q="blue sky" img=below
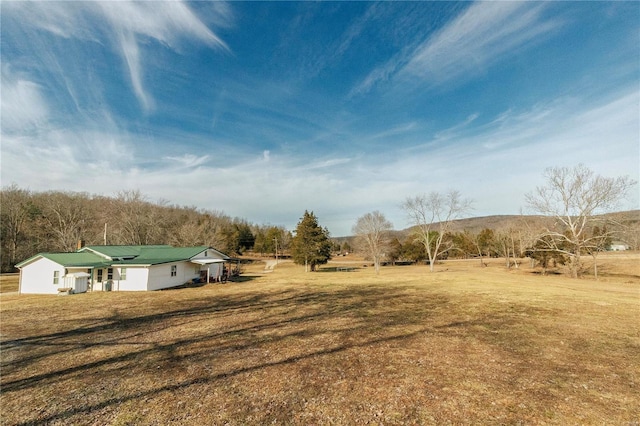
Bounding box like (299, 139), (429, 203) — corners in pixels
(1, 1), (638, 236)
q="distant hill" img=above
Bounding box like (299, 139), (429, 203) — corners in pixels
(334, 210), (639, 243)
(430, 215), (548, 234)
(403, 210), (639, 234)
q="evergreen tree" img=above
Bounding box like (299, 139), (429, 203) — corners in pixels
(264, 226), (282, 256)
(253, 229), (266, 255)
(236, 222), (255, 252)
(387, 237), (403, 265)
(291, 211), (332, 272)
(342, 242), (352, 254)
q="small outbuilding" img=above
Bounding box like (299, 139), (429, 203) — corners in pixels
(609, 243), (629, 251)
(16, 245), (231, 294)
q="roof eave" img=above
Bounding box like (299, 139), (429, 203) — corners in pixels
(15, 254), (45, 269)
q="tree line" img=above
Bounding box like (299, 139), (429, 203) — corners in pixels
(2, 165), (638, 278)
(0, 186), (291, 272)
(275, 164), (637, 278)
(349, 164), (637, 278)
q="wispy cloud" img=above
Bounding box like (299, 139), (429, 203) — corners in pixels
(401, 2), (558, 82)
(117, 28), (153, 110)
(307, 158), (352, 170)
(333, 3), (384, 60)
(1, 2), (635, 236)
(387, 86), (639, 212)
(433, 113), (479, 141)
(368, 122), (418, 141)
(163, 154), (211, 169)
(99, 1), (229, 111)
(354, 2), (560, 94)
(5, 1), (230, 112)
(1, 129), (133, 188)
(2, 86), (636, 235)
(0, 67), (49, 133)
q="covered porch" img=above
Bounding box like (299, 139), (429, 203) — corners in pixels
(191, 258), (226, 283)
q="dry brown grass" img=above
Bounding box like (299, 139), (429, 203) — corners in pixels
(1, 254), (639, 425)
(0, 274), (19, 293)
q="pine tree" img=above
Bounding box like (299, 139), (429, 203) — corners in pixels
(291, 211), (332, 272)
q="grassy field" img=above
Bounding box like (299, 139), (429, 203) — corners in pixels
(0, 274), (19, 293)
(1, 254), (639, 425)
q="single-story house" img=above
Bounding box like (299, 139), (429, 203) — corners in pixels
(609, 242), (629, 251)
(16, 245), (231, 294)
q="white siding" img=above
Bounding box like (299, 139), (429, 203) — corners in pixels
(206, 263), (223, 281)
(147, 262), (199, 291)
(191, 249), (227, 262)
(610, 244), (628, 251)
(114, 267), (148, 291)
(191, 249), (227, 282)
(64, 268), (90, 293)
(75, 277), (88, 293)
(19, 251), (221, 293)
(19, 258), (65, 294)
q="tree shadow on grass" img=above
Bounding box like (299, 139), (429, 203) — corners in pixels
(10, 328), (428, 426)
(1, 281), (590, 425)
(227, 274), (260, 283)
(1, 284), (450, 425)
(316, 266), (362, 273)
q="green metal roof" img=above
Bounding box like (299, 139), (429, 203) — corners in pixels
(16, 252), (111, 268)
(115, 246), (210, 265)
(81, 245), (173, 259)
(17, 245), (227, 268)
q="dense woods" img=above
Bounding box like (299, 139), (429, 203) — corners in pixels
(0, 185), (291, 273)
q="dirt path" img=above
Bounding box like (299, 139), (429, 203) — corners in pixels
(263, 259), (291, 270)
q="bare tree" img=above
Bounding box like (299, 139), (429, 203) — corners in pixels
(525, 164), (636, 278)
(402, 190), (473, 272)
(111, 190), (167, 245)
(623, 221), (640, 251)
(40, 191), (93, 252)
(494, 228), (523, 269)
(353, 211), (393, 274)
(1, 185), (37, 271)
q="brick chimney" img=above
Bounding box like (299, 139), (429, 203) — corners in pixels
(77, 240), (85, 250)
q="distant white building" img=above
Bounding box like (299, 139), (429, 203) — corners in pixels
(16, 245), (230, 294)
(609, 243), (629, 251)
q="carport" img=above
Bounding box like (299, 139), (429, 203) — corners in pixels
(191, 258), (226, 282)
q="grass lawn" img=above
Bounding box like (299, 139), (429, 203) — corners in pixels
(1, 255), (639, 425)
(0, 274), (19, 293)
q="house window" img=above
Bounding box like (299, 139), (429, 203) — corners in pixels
(120, 268), (127, 280)
(204, 251), (208, 257)
(107, 268), (113, 280)
(53, 271), (59, 285)
(171, 265), (177, 277)
(97, 269), (103, 282)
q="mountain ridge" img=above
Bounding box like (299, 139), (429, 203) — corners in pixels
(335, 210), (639, 241)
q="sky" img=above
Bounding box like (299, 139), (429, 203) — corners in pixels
(1, 1), (638, 236)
